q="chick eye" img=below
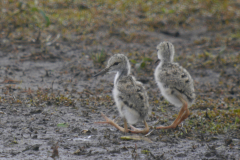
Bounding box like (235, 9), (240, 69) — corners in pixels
(113, 62), (120, 66)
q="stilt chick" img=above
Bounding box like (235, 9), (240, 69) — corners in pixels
(94, 54), (150, 134)
(154, 42), (195, 129)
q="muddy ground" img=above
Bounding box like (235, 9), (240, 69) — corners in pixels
(0, 1), (240, 160)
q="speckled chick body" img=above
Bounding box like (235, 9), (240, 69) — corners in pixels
(154, 42), (196, 108)
(113, 75), (150, 124)
(96, 54), (150, 125)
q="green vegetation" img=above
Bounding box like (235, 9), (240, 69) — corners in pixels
(131, 57), (153, 70)
(1, 0), (240, 44)
(57, 123), (69, 127)
(91, 49), (107, 65)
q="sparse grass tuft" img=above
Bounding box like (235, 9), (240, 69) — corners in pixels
(91, 49), (108, 65)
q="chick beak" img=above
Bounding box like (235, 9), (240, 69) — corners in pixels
(154, 59), (160, 65)
(93, 67), (109, 77)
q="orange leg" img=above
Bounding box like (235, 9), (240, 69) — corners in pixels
(156, 95), (188, 129)
(176, 108), (190, 126)
(95, 112), (129, 133)
(129, 120), (149, 134)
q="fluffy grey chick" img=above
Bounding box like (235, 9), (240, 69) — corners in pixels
(94, 54), (150, 134)
(154, 41), (196, 129)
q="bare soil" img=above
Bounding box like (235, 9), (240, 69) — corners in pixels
(0, 7), (240, 160)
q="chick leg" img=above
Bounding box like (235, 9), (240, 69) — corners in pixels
(156, 95), (188, 129)
(95, 112), (129, 133)
(176, 108), (190, 126)
(130, 120), (149, 134)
